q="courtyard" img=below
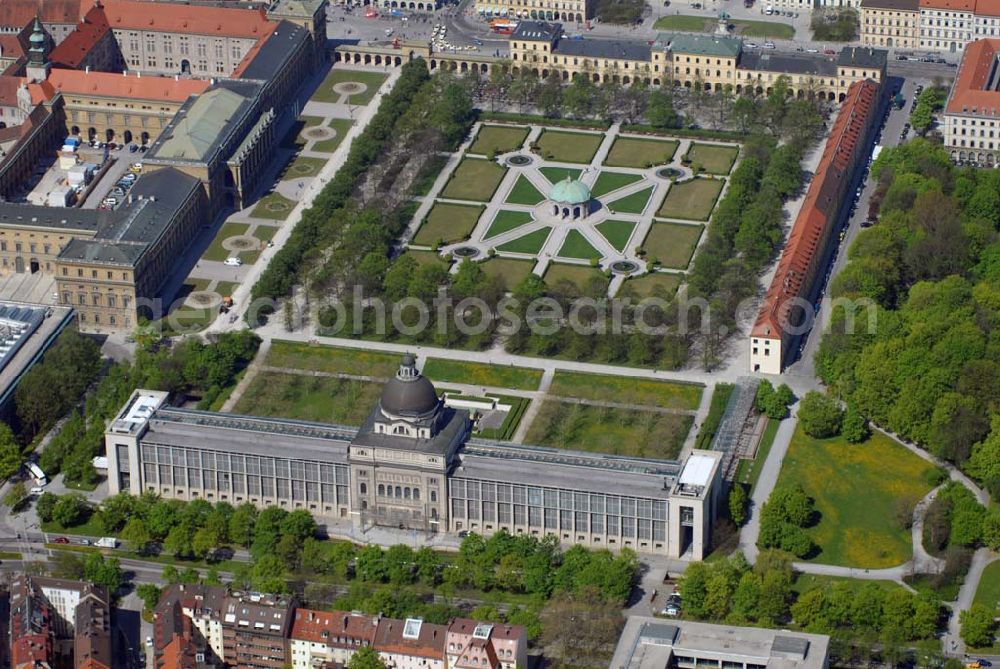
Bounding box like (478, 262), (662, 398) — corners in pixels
(228, 339), (703, 456)
(405, 121), (740, 297)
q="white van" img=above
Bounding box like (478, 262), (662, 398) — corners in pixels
(224, 257), (242, 267)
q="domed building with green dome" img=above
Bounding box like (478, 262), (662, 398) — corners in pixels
(548, 175), (592, 220)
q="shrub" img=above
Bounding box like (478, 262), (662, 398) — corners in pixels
(798, 391), (844, 438)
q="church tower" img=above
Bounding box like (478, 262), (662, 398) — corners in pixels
(25, 18), (51, 83)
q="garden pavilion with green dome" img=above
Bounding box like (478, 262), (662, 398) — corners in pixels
(549, 176), (592, 220)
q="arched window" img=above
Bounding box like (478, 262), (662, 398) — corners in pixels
(404, 488), (411, 500)
(360, 483), (367, 494)
(430, 491), (437, 502)
(395, 486), (402, 498)
(414, 489), (421, 501)
(378, 484), (385, 496)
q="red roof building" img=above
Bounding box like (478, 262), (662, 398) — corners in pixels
(289, 609), (378, 668)
(445, 619), (527, 669)
(749, 78), (880, 374)
(943, 39), (1000, 164)
(100, 0), (272, 38)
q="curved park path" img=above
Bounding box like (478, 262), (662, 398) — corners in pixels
(740, 406), (994, 656)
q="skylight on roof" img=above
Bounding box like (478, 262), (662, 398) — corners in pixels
(402, 618), (423, 640)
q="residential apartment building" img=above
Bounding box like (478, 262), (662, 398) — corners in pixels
(107, 356), (724, 560)
(8, 576), (111, 669)
(289, 609), (379, 669)
(860, 0), (920, 47)
(750, 78), (881, 374)
(159, 589), (527, 669)
(860, 0), (1000, 51)
(942, 38), (1000, 163)
(611, 619), (830, 669)
(156, 585), (295, 669)
(444, 619), (527, 669)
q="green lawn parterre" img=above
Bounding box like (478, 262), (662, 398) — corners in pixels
(641, 222), (704, 269)
(607, 186), (654, 215)
(548, 371), (702, 410)
(251, 192), (296, 221)
(525, 400), (693, 460)
(686, 143), (739, 175)
(543, 263), (609, 293)
(536, 130), (604, 164)
(496, 227), (551, 254)
(590, 171), (644, 197)
(477, 258), (537, 289)
(421, 358), (543, 390)
(558, 230), (602, 260)
(400, 250), (450, 267)
(469, 125), (529, 156)
(622, 272), (682, 300)
(234, 371), (383, 425)
(595, 219), (637, 252)
(412, 202), (484, 246)
(774, 425), (935, 569)
(657, 178), (724, 221)
(604, 136), (679, 168)
(265, 340), (402, 378)
(311, 68), (389, 105)
(539, 166), (583, 184)
(202, 222), (250, 261)
(311, 118), (355, 154)
(505, 175), (546, 205)
(484, 210), (535, 239)
(441, 158), (507, 201)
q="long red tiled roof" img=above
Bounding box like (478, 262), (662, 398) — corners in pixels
(291, 609), (378, 647)
(27, 69), (209, 103)
(101, 0), (273, 38)
(0, 34), (27, 62)
(373, 619), (447, 660)
(919, 0), (976, 11)
(0, 74), (22, 106)
(0, 0), (88, 27)
(945, 39), (1000, 116)
(50, 4), (110, 68)
(752, 78), (879, 341)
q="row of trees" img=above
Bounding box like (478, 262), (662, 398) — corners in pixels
(38, 331), (259, 486)
(815, 138), (1000, 483)
(681, 551), (941, 641)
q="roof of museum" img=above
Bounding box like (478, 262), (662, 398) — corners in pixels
(49, 5), (111, 69)
(511, 20), (561, 41)
(739, 51), (839, 76)
(0, 0), (87, 27)
(28, 69), (210, 103)
(945, 38), (1000, 116)
(553, 37), (651, 62)
(233, 19), (309, 80)
(654, 32), (742, 58)
(100, 0), (274, 38)
(146, 80), (262, 165)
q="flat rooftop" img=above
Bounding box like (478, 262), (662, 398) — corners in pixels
(0, 302), (74, 410)
(610, 618), (830, 669)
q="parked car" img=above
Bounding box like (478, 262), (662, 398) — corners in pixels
(53, 537), (70, 544)
(223, 256), (242, 267)
(79, 539), (91, 546)
(763, 41), (775, 49)
(29, 486), (44, 495)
